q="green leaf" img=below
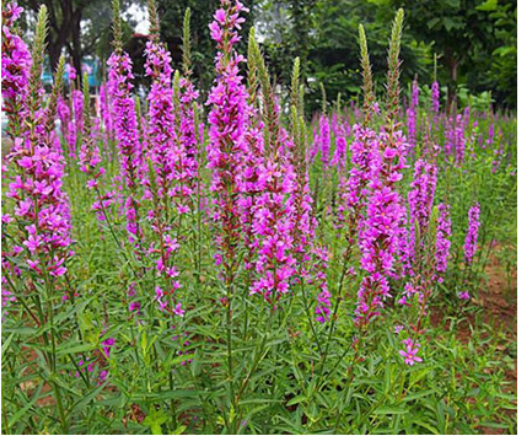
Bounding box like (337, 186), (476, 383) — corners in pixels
(427, 17), (441, 29)
(413, 420), (440, 434)
(173, 425), (187, 434)
(373, 406), (409, 415)
(142, 408), (168, 435)
(56, 342), (96, 356)
(71, 383), (107, 413)
(286, 395), (306, 406)
(476, 0), (498, 11)
(9, 384), (43, 426)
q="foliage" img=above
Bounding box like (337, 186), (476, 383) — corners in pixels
(1, 1), (517, 435)
(389, 0), (517, 108)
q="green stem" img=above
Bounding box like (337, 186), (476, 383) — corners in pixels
(300, 275), (323, 355)
(225, 270), (235, 433)
(53, 380), (69, 434)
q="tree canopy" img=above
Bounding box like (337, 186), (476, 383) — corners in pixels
(18, 0), (517, 109)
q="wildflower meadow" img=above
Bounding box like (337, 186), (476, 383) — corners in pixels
(1, 0), (517, 434)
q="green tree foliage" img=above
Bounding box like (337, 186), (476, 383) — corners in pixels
(484, 0), (517, 107)
(390, 0), (517, 108)
(258, 0), (431, 113)
(20, 0), (515, 109)
(19, 0), (105, 74)
(19, 0), (138, 84)
(154, 0), (256, 94)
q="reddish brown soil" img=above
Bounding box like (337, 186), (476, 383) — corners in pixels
(432, 244), (516, 342)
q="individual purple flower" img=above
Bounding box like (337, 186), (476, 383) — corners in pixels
(101, 336), (116, 358)
(69, 89), (84, 158)
(238, 94), (265, 274)
(249, 141), (298, 301)
(458, 291), (470, 301)
(399, 338), (422, 365)
(67, 64), (76, 82)
(486, 122), (494, 149)
(170, 75), (201, 213)
(129, 301), (141, 314)
(78, 93), (104, 190)
(99, 84), (115, 147)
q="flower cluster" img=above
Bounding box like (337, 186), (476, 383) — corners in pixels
(435, 203), (452, 281)
(431, 81), (440, 114)
(107, 50), (143, 242)
(239, 101), (266, 272)
(333, 126), (348, 172)
(1, 1), (32, 132)
(249, 128), (297, 301)
(171, 77), (200, 213)
(356, 129), (408, 325)
(406, 80), (419, 148)
(78, 92), (104, 191)
(317, 113), (331, 169)
(408, 159), (437, 234)
(464, 203), (481, 266)
(206, 0), (250, 279)
(4, 130), (73, 305)
(313, 246), (331, 323)
(337, 124), (376, 233)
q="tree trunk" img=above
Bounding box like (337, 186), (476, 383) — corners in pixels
(47, 42), (63, 73)
(445, 48), (459, 114)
